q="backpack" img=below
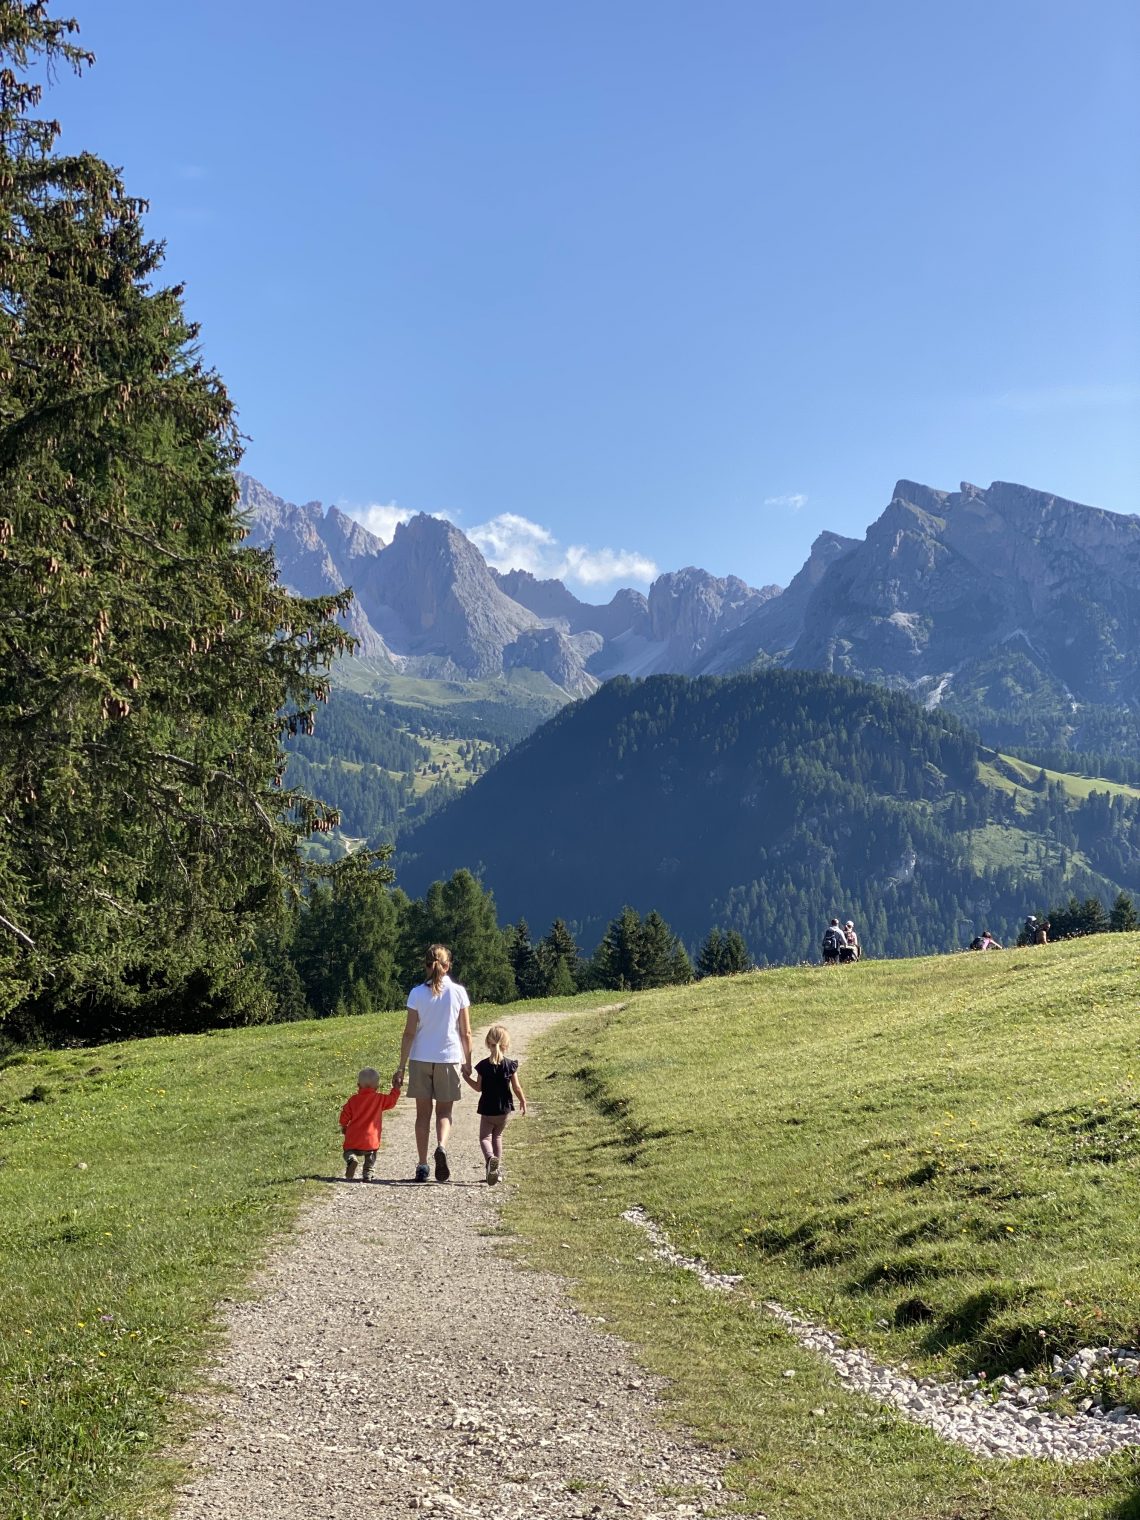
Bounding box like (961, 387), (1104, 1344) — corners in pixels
(969, 936), (984, 951)
(822, 926), (845, 954)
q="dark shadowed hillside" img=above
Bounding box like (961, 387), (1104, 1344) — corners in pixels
(395, 671), (1140, 961)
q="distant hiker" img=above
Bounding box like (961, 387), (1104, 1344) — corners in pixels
(394, 944), (473, 1183)
(1036, 919), (1050, 945)
(461, 1022), (527, 1185)
(968, 935), (985, 951)
(979, 930), (1002, 951)
(821, 918), (846, 964)
(840, 919), (860, 962)
(339, 1067), (400, 1182)
(1025, 915), (1049, 946)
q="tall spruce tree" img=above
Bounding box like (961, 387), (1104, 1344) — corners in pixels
(537, 918), (580, 997)
(504, 918), (545, 1000)
(591, 906), (644, 990)
(290, 851), (400, 1018)
(0, 3), (352, 1037)
(404, 870), (516, 1004)
(639, 909), (682, 989)
(696, 927), (725, 978)
(1109, 891), (1138, 933)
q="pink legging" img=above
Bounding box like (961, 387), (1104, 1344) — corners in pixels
(479, 1115), (509, 1160)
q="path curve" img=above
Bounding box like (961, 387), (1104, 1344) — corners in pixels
(173, 1009), (730, 1520)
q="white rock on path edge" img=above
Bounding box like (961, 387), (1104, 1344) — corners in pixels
(621, 1206), (1140, 1464)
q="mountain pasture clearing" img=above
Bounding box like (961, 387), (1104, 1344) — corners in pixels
(508, 935), (1140, 1517)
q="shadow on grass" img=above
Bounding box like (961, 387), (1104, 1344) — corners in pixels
(1108, 1485), (1140, 1520)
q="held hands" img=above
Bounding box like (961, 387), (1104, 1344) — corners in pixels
(391, 1067), (404, 1090)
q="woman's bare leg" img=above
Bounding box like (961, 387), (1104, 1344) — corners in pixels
(414, 1098), (433, 1164)
(435, 1100), (454, 1151)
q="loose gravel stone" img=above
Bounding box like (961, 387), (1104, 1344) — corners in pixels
(174, 1011), (731, 1519)
(622, 1206), (1140, 1463)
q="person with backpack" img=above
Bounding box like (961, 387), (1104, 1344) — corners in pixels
(840, 919), (860, 962)
(821, 918), (846, 964)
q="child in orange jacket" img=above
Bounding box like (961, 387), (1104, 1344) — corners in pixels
(339, 1067), (400, 1181)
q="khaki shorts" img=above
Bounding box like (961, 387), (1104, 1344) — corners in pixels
(406, 1060), (462, 1103)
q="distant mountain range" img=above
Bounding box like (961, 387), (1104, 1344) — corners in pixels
(241, 473), (1140, 758)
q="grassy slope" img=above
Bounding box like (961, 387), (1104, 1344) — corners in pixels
(507, 936), (1140, 1518)
(9, 943), (1140, 1518)
(329, 659), (568, 713)
(0, 993), (606, 1519)
(994, 754), (1140, 804)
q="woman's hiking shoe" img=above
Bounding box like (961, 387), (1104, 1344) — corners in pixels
(414, 1162), (430, 1183)
(434, 1145), (451, 1183)
(486, 1156), (501, 1186)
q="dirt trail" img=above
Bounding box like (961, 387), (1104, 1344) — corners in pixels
(173, 1008), (731, 1520)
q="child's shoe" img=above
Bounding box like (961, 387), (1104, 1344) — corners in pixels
(344, 1156), (358, 1181)
(362, 1161), (375, 1182)
(486, 1156), (500, 1186)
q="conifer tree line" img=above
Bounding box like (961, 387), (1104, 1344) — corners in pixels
(0, 4), (354, 1041)
(257, 861), (748, 1025)
(1015, 891), (1139, 946)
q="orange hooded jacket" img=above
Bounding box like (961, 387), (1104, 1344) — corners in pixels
(339, 1085), (400, 1151)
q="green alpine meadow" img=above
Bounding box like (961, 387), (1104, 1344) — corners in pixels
(4, 944), (1140, 1516)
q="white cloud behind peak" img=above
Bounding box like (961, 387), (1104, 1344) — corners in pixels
(469, 512), (656, 589)
(765, 492), (808, 511)
(349, 500), (418, 543)
(340, 499), (657, 590)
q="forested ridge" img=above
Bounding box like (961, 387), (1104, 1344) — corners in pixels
(397, 670), (1140, 962)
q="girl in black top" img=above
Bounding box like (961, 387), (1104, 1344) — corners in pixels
(462, 1023), (527, 1186)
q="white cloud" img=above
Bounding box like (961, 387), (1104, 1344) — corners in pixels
(340, 499), (657, 589)
(561, 543), (658, 586)
(468, 513), (557, 576)
(470, 511), (657, 588)
(764, 492), (808, 511)
(349, 500), (418, 543)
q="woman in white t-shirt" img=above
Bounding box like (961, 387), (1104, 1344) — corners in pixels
(394, 944), (473, 1183)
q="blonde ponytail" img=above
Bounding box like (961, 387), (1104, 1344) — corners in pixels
(485, 1023), (511, 1065)
(424, 943), (451, 995)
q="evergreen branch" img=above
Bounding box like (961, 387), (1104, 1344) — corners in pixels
(0, 909), (34, 949)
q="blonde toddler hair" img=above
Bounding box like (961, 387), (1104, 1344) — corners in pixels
(424, 944), (451, 994)
(357, 1067), (380, 1089)
(485, 1023), (511, 1064)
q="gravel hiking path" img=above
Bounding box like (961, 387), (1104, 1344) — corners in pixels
(173, 1009), (732, 1520)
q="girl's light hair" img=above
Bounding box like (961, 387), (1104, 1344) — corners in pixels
(485, 1023), (511, 1064)
(425, 943), (451, 995)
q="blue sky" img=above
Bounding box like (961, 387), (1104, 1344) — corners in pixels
(49, 1), (1140, 592)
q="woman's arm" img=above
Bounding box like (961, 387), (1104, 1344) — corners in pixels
(394, 1007), (419, 1087)
(510, 1071), (527, 1116)
(458, 1003), (474, 1073)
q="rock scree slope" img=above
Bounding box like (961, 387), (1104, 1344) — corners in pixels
(172, 1008), (732, 1520)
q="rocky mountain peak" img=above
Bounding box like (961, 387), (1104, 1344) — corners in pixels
(358, 513), (538, 678)
(648, 567), (777, 648)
